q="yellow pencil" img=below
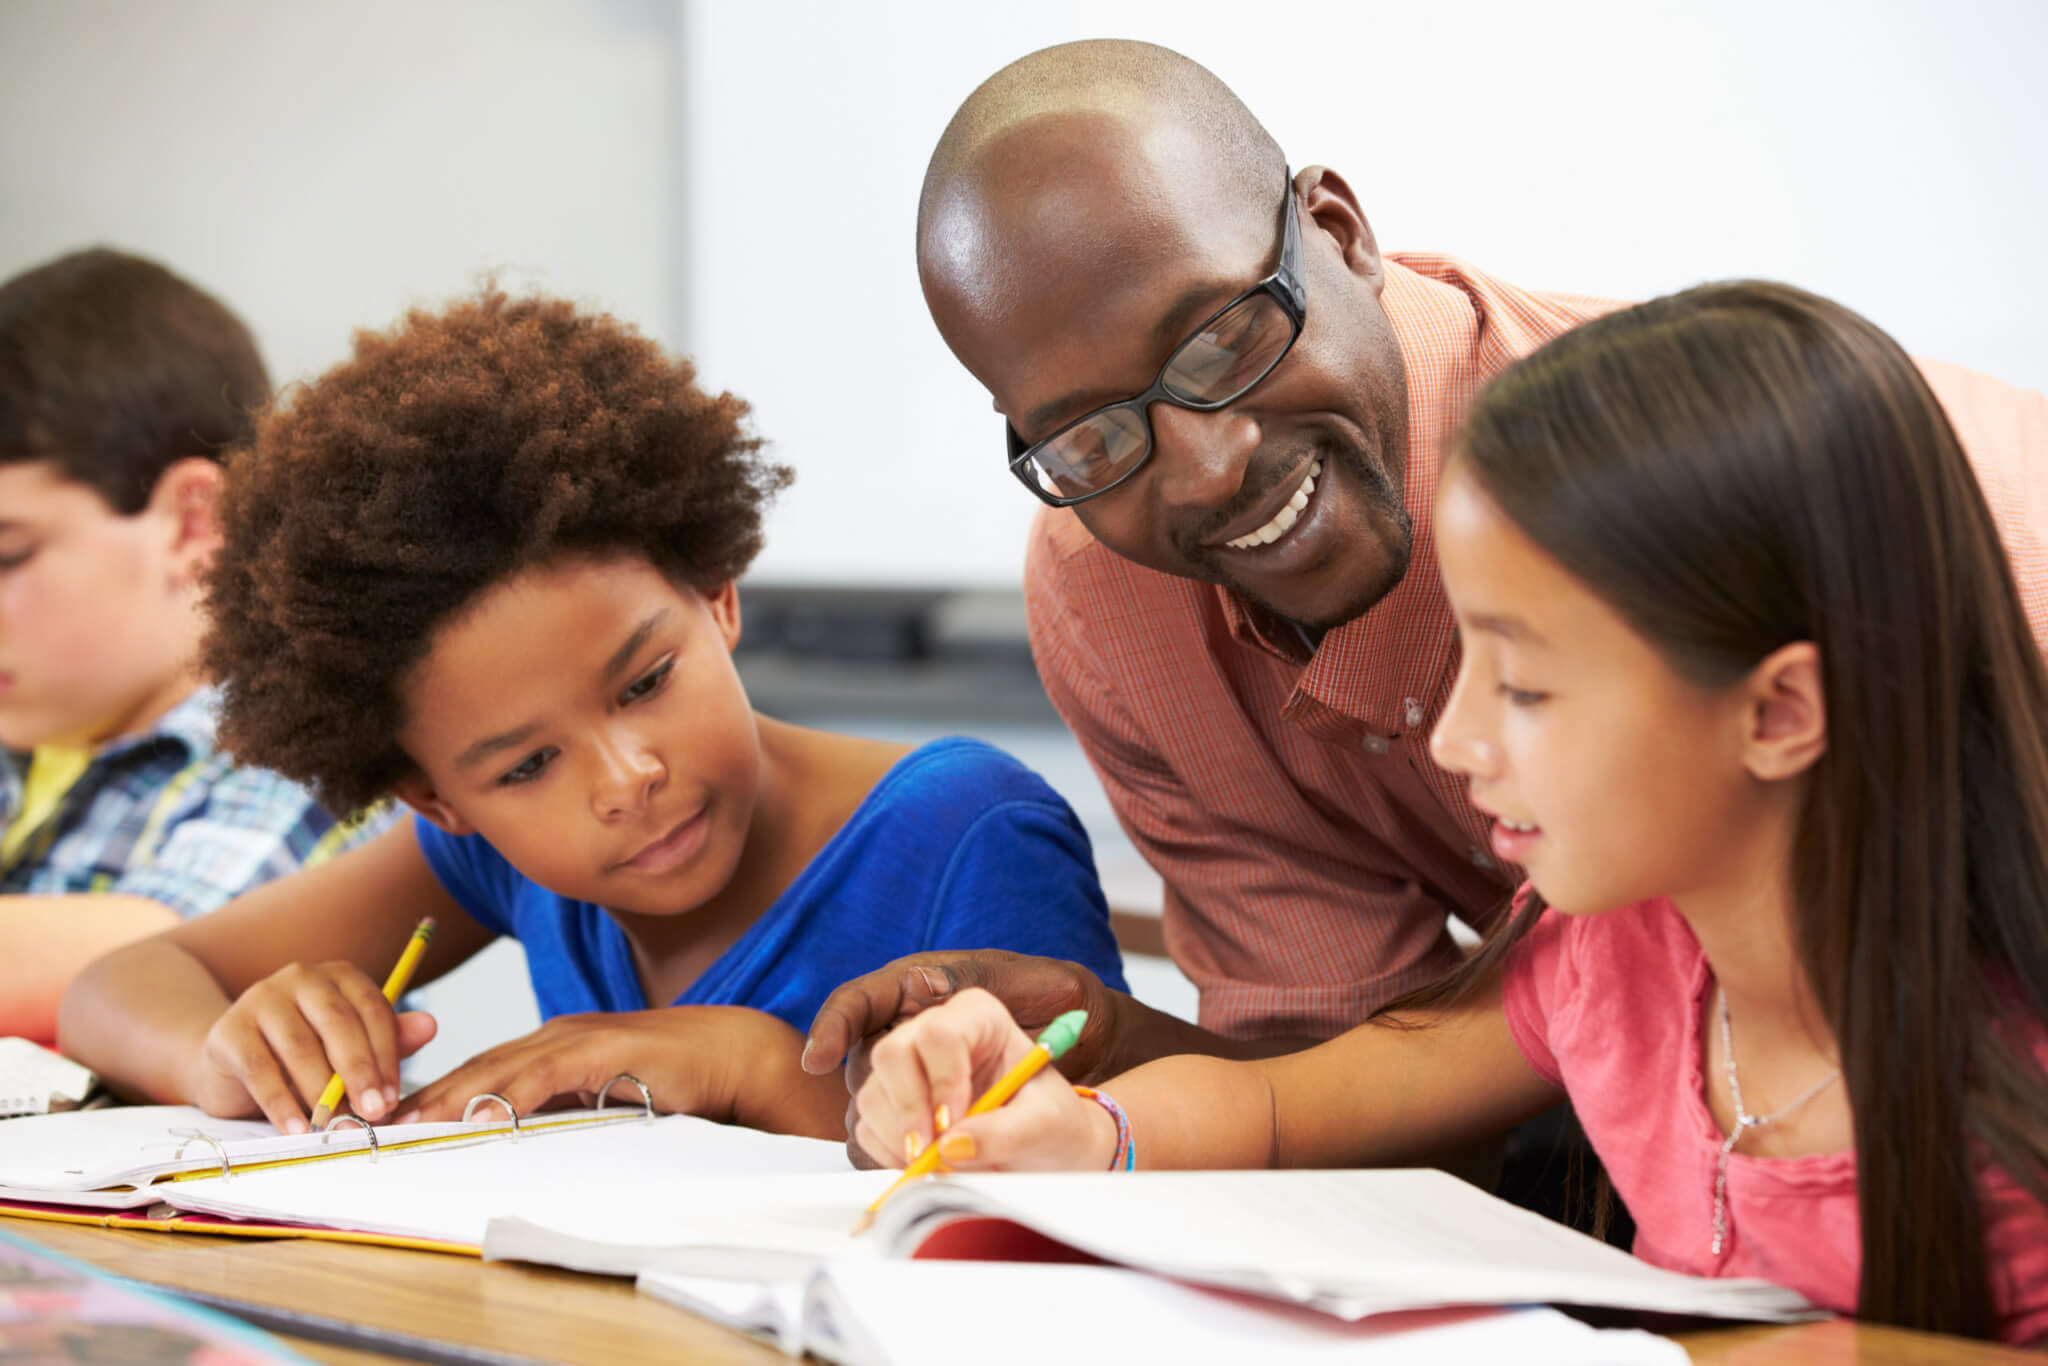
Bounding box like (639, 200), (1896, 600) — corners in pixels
(307, 917), (436, 1130)
(853, 1008), (1088, 1234)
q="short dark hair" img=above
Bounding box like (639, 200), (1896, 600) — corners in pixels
(0, 248), (270, 512)
(203, 287), (792, 815)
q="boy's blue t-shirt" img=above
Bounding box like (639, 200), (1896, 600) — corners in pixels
(413, 737), (1128, 1031)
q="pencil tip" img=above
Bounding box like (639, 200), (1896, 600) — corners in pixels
(307, 1105), (332, 1131)
(850, 1209), (876, 1237)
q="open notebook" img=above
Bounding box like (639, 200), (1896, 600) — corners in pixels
(0, 1102), (850, 1251)
(640, 1261), (1695, 1366)
(0, 1109), (1814, 1330)
(478, 1167), (1816, 1329)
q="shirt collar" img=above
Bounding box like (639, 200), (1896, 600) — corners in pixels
(0, 685), (221, 821)
(91, 684), (223, 767)
(1215, 258), (1480, 735)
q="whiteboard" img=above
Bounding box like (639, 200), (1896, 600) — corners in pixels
(4, 1), (2041, 587)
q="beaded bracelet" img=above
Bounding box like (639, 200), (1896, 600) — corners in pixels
(1073, 1086), (1135, 1171)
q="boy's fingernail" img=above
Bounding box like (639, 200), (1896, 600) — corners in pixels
(361, 1088), (386, 1117)
(284, 1117), (307, 1136)
(937, 1132), (977, 1163)
(392, 1109), (416, 1125)
(933, 1105), (951, 1134)
(904, 1131), (925, 1162)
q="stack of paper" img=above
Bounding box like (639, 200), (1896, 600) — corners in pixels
(0, 1038), (98, 1118)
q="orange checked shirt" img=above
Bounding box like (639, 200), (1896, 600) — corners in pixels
(1025, 253), (2048, 1042)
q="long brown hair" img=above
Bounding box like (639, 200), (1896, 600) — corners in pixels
(1399, 280), (2048, 1337)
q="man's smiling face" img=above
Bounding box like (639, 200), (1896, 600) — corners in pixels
(922, 114), (1414, 631)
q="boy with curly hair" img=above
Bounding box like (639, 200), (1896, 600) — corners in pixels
(62, 289), (1125, 1139)
(1, 249), (386, 1046)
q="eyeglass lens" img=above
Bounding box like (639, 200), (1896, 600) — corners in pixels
(1027, 291), (1295, 501)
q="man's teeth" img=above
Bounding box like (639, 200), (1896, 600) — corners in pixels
(1500, 819), (1538, 833)
(1226, 459), (1322, 550)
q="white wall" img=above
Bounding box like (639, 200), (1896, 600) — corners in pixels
(3, 2), (2041, 587)
(682, 0), (2048, 585)
(0, 0), (682, 388)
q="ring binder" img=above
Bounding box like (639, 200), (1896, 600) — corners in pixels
(322, 1114), (380, 1162)
(169, 1129), (232, 1181)
(595, 1073), (655, 1123)
(462, 1093), (521, 1141)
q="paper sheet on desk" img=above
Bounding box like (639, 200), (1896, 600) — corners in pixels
(638, 1261), (1694, 1366)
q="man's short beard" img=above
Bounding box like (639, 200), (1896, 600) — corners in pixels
(1230, 434), (1413, 634)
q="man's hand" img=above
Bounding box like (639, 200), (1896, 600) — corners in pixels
(804, 950), (1322, 1168)
(801, 951), (1134, 1166)
(393, 1005), (847, 1140)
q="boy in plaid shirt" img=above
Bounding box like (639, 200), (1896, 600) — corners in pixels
(0, 249), (388, 1044)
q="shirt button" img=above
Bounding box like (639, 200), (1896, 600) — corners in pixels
(1360, 733), (1391, 755)
(1470, 847), (1494, 869)
(1404, 697), (1425, 729)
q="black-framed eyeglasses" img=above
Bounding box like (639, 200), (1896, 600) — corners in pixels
(1005, 175), (1307, 508)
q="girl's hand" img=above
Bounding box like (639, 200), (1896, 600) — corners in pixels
(187, 960), (437, 1133)
(853, 988), (1116, 1172)
(392, 1006), (847, 1140)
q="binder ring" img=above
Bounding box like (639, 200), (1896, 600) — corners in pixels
(463, 1092), (522, 1141)
(170, 1128), (232, 1181)
(596, 1073), (655, 1123)
(322, 1113), (380, 1162)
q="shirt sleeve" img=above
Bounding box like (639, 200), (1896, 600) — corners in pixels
(1498, 895), (1569, 1087)
(410, 815), (518, 937)
(1024, 514), (1465, 1040)
(109, 766), (392, 920)
(921, 793), (1129, 996)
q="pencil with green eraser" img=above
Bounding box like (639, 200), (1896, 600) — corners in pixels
(306, 917), (436, 1130)
(853, 1008), (1088, 1233)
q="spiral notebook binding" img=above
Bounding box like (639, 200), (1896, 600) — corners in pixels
(151, 1082), (655, 1186)
(322, 1113), (380, 1162)
(461, 1092), (522, 1140)
(169, 1128), (232, 1181)
(595, 1073), (655, 1123)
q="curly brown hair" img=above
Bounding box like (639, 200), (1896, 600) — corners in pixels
(203, 288), (791, 815)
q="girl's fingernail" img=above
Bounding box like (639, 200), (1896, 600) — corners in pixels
(938, 1132), (977, 1163)
(904, 1131), (925, 1162)
(933, 1104), (951, 1134)
(285, 1117), (307, 1136)
(361, 1088), (386, 1117)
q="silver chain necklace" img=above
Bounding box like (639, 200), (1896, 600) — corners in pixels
(1710, 984), (1843, 1256)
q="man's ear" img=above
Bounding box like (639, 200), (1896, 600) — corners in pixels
(392, 775), (476, 836)
(147, 458), (224, 588)
(1296, 166), (1383, 292)
(702, 579), (742, 652)
(1741, 641), (1827, 782)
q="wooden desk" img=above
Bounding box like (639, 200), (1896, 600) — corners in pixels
(14, 1221), (2033, 1365)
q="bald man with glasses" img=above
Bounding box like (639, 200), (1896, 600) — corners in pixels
(803, 39), (2048, 1150)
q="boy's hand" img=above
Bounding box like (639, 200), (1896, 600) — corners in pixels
(187, 960), (437, 1134)
(852, 988), (1115, 1172)
(391, 1006), (846, 1140)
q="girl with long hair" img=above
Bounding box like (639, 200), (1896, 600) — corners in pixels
(847, 280), (2048, 1342)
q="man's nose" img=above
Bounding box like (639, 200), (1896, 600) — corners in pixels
(1146, 402), (1262, 510)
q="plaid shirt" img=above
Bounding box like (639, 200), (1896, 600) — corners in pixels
(0, 686), (390, 918)
(1028, 253), (2048, 1041)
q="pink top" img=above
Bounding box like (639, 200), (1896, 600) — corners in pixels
(1501, 897), (2048, 1344)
